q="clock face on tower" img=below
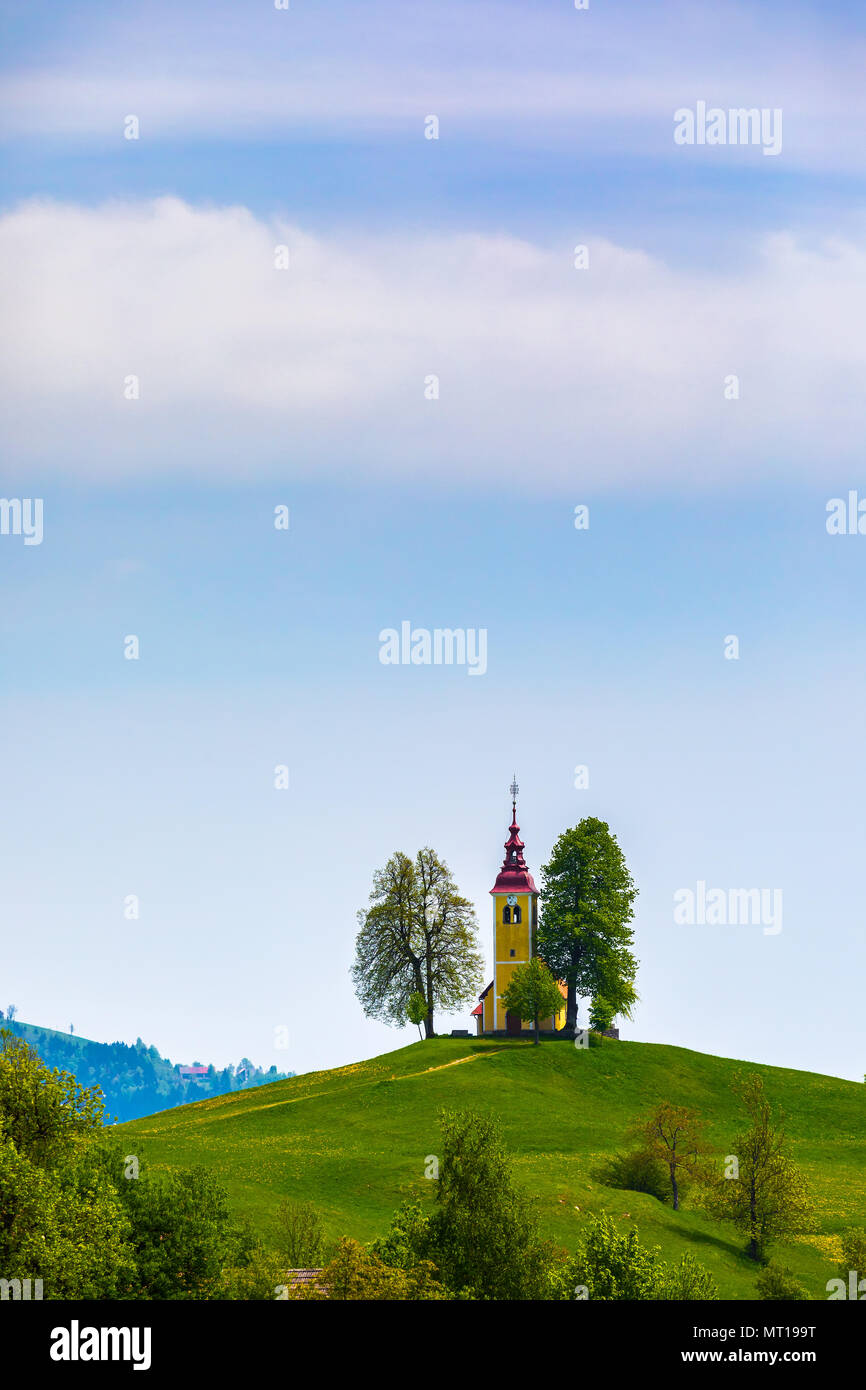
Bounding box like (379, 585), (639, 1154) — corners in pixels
(506, 895), (518, 907)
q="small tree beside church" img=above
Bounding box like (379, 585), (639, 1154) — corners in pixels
(500, 959), (564, 1045)
(588, 996), (616, 1035)
(406, 992), (427, 1041)
(352, 848), (484, 1037)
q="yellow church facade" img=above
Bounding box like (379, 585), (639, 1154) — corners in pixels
(473, 783), (566, 1036)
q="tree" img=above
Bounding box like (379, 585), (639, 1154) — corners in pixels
(425, 1109), (557, 1299)
(0, 1029), (279, 1301)
(628, 1101), (710, 1211)
(500, 958), (564, 1045)
(563, 1213), (717, 1301)
(0, 1134), (136, 1298)
(0, 1028), (107, 1168)
(589, 996), (616, 1034)
(406, 991), (427, 1041)
(369, 1199), (433, 1271)
(271, 1199), (325, 1269)
(537, 819), (638, 1034)
(351, 848), (484, 1037)
(0, 1030), (135, 1297)
(707, 1072), (813, 1260)
(293, 1237), (447, 1301)
(119, 1166), (235, 1300)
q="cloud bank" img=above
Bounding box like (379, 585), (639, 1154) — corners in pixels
(1, 197), (863, 490)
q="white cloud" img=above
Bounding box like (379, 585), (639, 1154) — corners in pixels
(1, 196), (864, 489)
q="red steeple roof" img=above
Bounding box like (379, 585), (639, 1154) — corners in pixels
(490, 778), (538, 895)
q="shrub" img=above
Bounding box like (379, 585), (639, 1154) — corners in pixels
(602, 1149), (671, 1204)
(755, 1264), (810, 1300)
(563, 1214), (718, 1301)
(839, 1228), (866, 1279)
(369, 1199), (432, 1270)
(292, 1238), (448, 1300)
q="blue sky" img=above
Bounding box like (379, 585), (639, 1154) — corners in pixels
(1, 1), (864, 1081)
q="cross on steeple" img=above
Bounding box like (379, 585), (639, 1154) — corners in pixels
(509, 775), (519, 812)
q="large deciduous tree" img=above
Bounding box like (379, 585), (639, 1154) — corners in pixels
(351, 848), (483, 1038)
(537, 818), (638, 1034)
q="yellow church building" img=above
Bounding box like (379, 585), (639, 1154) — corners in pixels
(472, 780), (567, 1037)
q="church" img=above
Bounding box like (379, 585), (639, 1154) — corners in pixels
(472, 781), (567, 1037)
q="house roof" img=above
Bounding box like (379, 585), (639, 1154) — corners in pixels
(470, 1004), (483, 1016)
(286, 1269), (324, 1284)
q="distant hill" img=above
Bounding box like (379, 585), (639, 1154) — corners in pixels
(1, 1018), (294, 1123)
(123, 1035), (866, 1299)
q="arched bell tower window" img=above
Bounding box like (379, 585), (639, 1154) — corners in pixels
(502, 906), (511, 924)
(512, 905), (522, 924)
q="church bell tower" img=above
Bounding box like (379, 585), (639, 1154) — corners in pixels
(474, 778), (564, 1036)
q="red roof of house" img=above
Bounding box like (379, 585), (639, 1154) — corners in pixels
(470, 1004), (483, 1016)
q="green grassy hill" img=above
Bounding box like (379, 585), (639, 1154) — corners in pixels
(122, 1035), (866, 1299)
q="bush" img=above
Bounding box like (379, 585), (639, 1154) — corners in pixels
(292, 1238), (448, 1300)
(562, 1214), (718, 1301)
(839, 1228), (866, 1279)
(660, 1252), (721, 1301)
(218, 1243), (287, 1300)
(755, 1264), (810, 1300)
(602, 1149), (671, 1204)
(369, 1199), (432, 1270)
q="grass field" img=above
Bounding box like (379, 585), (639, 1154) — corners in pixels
(121, 1035), (866, 1299)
